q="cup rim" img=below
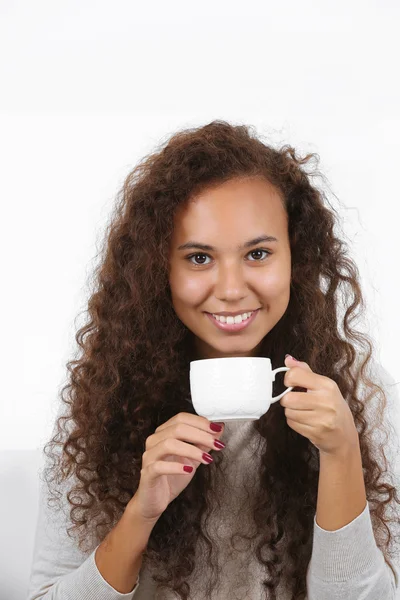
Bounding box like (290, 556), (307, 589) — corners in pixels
(190, 356), (271, 366)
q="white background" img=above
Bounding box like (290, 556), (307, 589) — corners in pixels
(1, 0), (399, 452)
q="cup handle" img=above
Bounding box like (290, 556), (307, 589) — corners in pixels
(270, 367), (293, 403)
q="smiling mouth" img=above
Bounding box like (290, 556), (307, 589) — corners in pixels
(205, 309), (260, 332)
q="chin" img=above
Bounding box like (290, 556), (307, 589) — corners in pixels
(205, 339), (264, 356)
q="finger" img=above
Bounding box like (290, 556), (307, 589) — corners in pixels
(145, 460), (197, 480)
(280, 391), (315, 410)
(143, 438), (215, 467)
(155, 412), (224, 436)
(147, 422), (225, 455)
(284, 406), (321, 424)
(284, 366), (325, 391)
(284, 355), (313, 371)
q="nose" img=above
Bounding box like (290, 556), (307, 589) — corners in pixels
(214, 261), (248, 303)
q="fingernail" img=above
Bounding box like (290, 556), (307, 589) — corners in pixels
(210, 422), (223, 432)
(214, 439), (225, 449)
(285, 354), (299, 361)
(202, 452), (214, 463)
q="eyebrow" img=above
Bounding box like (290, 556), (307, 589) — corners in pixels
(177, 235), (278, 252)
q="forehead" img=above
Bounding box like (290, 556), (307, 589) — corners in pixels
(172, 177), (287, 244)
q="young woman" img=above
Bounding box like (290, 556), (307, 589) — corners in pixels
(28, 121), (399, 600)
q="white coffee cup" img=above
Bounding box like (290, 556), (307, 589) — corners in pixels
(189, 357), (293, 421)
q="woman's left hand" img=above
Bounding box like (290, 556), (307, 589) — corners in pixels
(280, 355), (359, 456)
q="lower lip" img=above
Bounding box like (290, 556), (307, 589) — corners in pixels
(205, 309), (260, 332)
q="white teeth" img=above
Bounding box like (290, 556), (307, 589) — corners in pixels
(212, 311), (253, 324)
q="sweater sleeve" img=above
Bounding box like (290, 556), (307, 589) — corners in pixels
(306, 360), (400, 600)
(27, 481), (141, 600)
(306, 500), (399, 599)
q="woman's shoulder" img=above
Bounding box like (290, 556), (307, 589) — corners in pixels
(352, 352), (400, 484)
(351, 352), (399, 408)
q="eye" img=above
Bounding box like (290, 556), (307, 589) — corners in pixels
(185, 248), (272, 267)
(186, 253), (211, 266)
(247, 249), (271, 261)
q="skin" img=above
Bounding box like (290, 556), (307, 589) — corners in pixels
(168, 177), (368, 538)
(168, 176), (292, 360)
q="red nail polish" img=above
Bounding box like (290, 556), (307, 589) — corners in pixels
(214, 439), (225, 449)
(210, 422), (223, 432)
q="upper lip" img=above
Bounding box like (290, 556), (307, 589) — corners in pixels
(207, 309), (260, 316)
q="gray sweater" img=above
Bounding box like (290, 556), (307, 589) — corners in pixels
(27, 363), (400, 599)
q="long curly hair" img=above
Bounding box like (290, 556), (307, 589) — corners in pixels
(43, 120), (400, 599)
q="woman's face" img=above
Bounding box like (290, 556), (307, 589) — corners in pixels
(168, 177), (292, 359)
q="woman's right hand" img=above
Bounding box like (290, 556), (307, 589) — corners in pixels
(128, 412), (225, 523)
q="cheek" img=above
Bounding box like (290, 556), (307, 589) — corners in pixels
(258, 269), (290, 299)
(170, 273), (207, 306)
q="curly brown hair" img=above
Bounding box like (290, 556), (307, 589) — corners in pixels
(43, 120), (400, 599)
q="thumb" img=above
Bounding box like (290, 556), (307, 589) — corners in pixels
(285, 354), (312, 371)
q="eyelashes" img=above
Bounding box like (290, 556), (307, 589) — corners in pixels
(185, 248), (272, 267)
